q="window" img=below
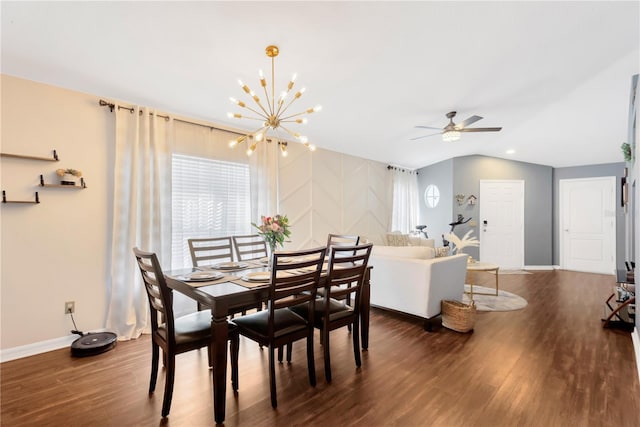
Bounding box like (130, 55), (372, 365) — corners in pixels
(424, 184), (440, 208)
(171, 154), (251, 269)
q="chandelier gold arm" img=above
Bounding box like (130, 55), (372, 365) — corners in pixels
(228, 45), (319, 156)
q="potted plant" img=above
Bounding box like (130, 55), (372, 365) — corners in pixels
(56, 168), (82, 186)
(621, 142), (632, 162)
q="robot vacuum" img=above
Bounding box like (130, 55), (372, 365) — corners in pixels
(70, 332), (117, 357)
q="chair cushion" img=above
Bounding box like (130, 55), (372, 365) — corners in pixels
(232, 308), (307, 339)
(290, 298), (354, 326)
(157, 310), (236, 345)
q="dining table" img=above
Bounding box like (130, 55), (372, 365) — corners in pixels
(165, 258), (372, 424)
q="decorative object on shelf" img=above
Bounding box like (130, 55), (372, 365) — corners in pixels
(56, 168), (82, 186)
(455, 194), (466, 206)
(467, 195), (477, 205)
(39, 174), (86, 189)
(227, 45), (321, 156)
(621, 142), (632, 162)
(445, 229), (480, 255)
(2, 190), (40, 204)
(252, 214), (291, 267)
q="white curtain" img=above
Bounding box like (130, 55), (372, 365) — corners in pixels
(105, 106), (173, 340)
(249, 139), (279, 224)
(390, 168), (419, 233)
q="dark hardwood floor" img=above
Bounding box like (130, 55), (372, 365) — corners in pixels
(2, 270), (639, 426)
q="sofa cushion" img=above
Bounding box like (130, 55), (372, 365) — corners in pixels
(372, 245), (435, 259)
(408, 236), (435, 247)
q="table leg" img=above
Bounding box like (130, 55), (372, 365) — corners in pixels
(494, 268), (499, 296)
(361, 269), (371, 350)
(211, 308), (229, 424)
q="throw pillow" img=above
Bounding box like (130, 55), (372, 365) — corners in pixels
(386, 233), (410, 246)
(435, 247), (450, 258)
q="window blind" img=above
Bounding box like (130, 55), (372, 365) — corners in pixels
(171, 154), (251, 269)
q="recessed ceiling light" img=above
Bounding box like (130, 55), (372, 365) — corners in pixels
(506, 149), (516, 154)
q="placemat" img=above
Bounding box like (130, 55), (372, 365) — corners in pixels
(180, 274), (236, 287)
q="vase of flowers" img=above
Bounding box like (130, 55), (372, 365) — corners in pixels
(252, 214), (291, 267)
(56, 168), (82, 186)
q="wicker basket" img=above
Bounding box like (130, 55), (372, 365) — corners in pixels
(441, 300), (476, 333)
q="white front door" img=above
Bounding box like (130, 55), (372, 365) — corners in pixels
(560, 177), (616, 275)
(479, 180), (525, 269)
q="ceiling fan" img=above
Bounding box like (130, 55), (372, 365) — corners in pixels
(411, 111), (502, 142)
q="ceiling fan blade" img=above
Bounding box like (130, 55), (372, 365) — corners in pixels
(414, 125), (443, 130)
(456, 115), (483, 129)
(410, 132), (442, 141)
(458, 127), (502, 133)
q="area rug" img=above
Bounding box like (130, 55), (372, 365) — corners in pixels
(462, 285), (528, 311)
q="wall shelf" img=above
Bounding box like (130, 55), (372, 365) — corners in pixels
(2, 191), (40, 204)
(39, 175), (86, 189)
(1, 150), (59, 162)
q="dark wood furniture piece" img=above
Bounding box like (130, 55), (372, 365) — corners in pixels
(602, 269), (636, 329)
(326, 233), (360, 250)
(164, 260), (373, 423)
(232, 234), (268, 261)
(133, 247), (239, 418)
(232, 247), (326, 408)
(188, 237), (235, 267)
(188, 237), (236, 312)
(290, 243), (373, 382)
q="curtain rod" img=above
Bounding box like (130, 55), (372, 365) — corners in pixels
(98, 99), (243, 135)
(387, 165), (418, 175)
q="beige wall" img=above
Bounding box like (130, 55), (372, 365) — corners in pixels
(1, 75), (113, 352)
(0, 75), (391, 359)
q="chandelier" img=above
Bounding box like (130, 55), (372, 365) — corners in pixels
(227, 45), (321, 156)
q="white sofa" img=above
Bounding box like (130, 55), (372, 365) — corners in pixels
(368, 245), (469, 330)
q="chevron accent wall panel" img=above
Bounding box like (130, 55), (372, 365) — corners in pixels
(278, 143), (391, 249)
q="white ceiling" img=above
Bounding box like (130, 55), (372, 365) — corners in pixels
(1, 1), (638, 169)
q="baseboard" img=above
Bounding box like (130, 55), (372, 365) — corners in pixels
(633, 327), (640, 384)
(524, 265), (555, 271)
(0, 329), (107, 363)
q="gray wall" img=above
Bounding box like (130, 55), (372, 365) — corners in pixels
(552, 163), (626, 269)
(417, 159), (453, 246)
(452, 156), (553, 266)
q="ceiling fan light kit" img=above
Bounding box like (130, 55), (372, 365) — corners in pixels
(412, 111), (502, 142)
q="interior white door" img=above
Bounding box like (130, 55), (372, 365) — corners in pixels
(560, 177), (616, 274)
(479, 180), (524, 269)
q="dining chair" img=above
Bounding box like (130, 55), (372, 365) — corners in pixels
(232, 234), (268, 261)
(132, 247), (239, 418)
(187, 236), (235, 267)
(323, 234), (361, 327)
(326, 233), (360, 252)
(231, 246), (327, 408)
(188, 236), (241, 313)
(289, 243), (373, 382)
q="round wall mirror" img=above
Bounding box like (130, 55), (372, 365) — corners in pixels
(424, 184), (440, 208)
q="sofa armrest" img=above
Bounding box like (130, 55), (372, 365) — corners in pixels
(369, 253), (468, 319)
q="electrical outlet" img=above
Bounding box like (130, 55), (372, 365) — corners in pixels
(65, 301), (75, 314)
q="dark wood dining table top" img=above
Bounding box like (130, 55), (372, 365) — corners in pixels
(165, 260), (372, 424)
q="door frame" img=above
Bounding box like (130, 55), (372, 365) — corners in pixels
(479, 179), (525, 269)
(558, 176), (616, 273)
